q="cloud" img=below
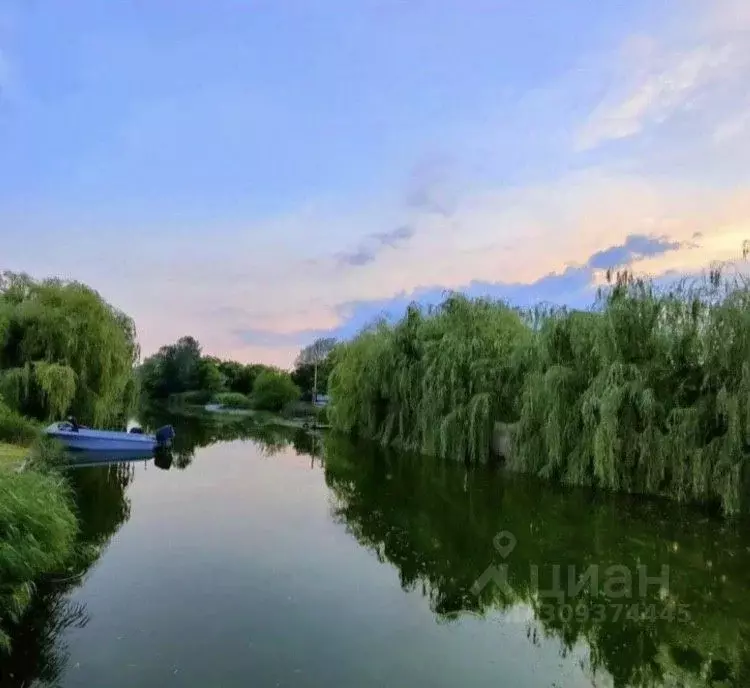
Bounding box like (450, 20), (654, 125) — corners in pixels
(335, 224), (414, 268)
(233, 327), (331, 348)
(576, 0), (750, 152)
(577, 43), (740, 150)
(372, 224), (414, 247)
(586, 234), (682, 270)
(404, 154), (455, 216)
(337, 246), (377, 267)
(713, 108), (750, 143)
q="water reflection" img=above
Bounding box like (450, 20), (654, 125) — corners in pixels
(4, 413), (750, 688)
(1, 412), (317, 686)
(320, 434), (750, 687)
(139, 404), (278, 468)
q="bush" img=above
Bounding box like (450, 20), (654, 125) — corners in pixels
(212, 392), (253, 409)
(0, 403), (39, 446)
(167, 390), (213, 406)
(252, 370), (300, 413)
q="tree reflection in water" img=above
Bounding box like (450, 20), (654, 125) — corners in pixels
(320, 434), (750, 688)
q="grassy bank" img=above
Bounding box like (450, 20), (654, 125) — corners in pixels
(0, 442), (27, 468)
(328, 267), (750, 515)
(0, 407), (78, 652)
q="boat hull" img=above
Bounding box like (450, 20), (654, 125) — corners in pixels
(44, 421), (174, 454)
(46, 430), (158, 452)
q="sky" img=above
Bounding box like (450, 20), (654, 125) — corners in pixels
(1, 0), (749, 368)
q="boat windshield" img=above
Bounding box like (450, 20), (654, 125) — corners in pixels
(45, 421), (76, 432)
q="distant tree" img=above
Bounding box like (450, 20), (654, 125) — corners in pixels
(295, 337), (337, 368)
(215, 361), (269, 395)
(252, 369), (300, 412)
(138, 336), (203, 399)
(294, 337), (337, 401)
(198, 358), (225, 396)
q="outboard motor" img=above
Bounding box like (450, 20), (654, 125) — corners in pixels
(155, 424), (176, 448)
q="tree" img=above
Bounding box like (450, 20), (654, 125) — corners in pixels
(138, 336), (203, 398)
(0, 271), (139, 425)
(294, 337), (337, 402)
(218, 361), (267, 395)
(252, 369), (300, 412)
(198, 358), (225, 396)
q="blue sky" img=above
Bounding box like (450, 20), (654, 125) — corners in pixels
(2, 0), (749, 366)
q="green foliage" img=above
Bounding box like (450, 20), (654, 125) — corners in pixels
(511, 269), (750, 515)
(0, 401), (39, 446)
(0, 272), (138, 426)
(138, 336), (203, 399)
(0, 468), (78, 650)
(0, 442), (26, 467)
(198, 358), (225, 396)
(171, 390), (213, 406)
(31, 362), (77, 420)
(252, 369), (301, 412)
(217, 360), (265, 396)
(329, 268), (750, 514)
(212, 391), (253, 409)
(328, 294), (530, 462)
(139, 338), (274, 405)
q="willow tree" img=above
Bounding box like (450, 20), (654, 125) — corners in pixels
(511, 268), (750, 515)
(0, 272), (139, 426)
(329, 293), (531, 462)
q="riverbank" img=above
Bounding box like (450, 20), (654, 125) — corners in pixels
(203, 403), (330, 430)
(0, 445), (78, 652)
(0, 407), (80, 652)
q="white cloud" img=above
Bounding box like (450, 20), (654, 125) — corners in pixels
(577, 43), (740, 150)
(576, 0), (750, 151)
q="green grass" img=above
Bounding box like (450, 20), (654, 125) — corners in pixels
(0, 465), (78, 651)
(0, 443), (27, 469)
(0, 406), (72, 652)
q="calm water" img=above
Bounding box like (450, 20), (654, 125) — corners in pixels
(2, 414), (749, 687)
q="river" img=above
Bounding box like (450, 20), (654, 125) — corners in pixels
(2, 413), (748, 687)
